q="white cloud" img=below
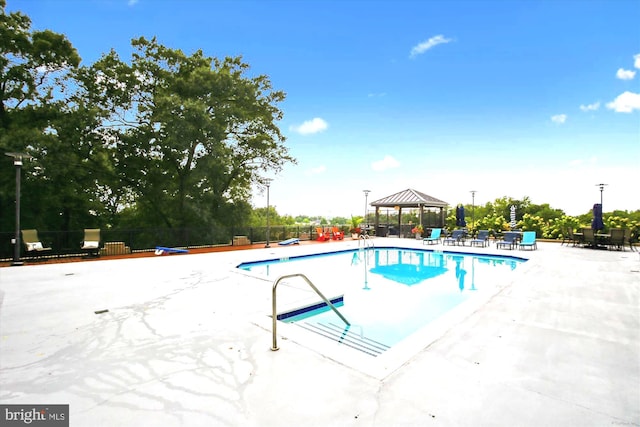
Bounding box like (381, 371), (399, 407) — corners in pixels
(606, 91), (640, 113)
(409, 35), (452, 58)
(371, 155), (400, 171)
(551, 114), (567, 124)
(634, 53), (640, 69)
(616, 68), (636, 80)
(579, 101), (600, 112)
(290, 117), (328, 135)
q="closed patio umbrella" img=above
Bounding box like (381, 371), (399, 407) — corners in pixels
(455, 205), (466, 227)
(591, 203), (604, 231)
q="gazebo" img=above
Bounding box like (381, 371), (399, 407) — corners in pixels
(370, 188), (448, 237)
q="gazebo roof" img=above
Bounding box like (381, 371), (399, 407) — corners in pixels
(371, 188), (448, 208)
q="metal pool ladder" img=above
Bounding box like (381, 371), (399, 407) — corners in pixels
(358, 234), (374, 249)
(271, 273), (350, 351)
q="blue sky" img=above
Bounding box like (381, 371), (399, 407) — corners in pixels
(10, 0), (640, 217)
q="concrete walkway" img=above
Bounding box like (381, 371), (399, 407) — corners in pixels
(0, 239), (638, 426)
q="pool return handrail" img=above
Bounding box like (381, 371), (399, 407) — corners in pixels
(272, 273), (350, 351)
(358, 233), (374, 249)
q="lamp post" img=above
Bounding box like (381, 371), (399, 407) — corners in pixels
(5, 152), (32, 266)
(363, 190), (370, 235)
(595, 183), (607, 211)
(264, 178), (273, 248)
(470, 190), (476, 233)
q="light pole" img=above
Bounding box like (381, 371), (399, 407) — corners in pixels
(363, 190), (370, 235)
(5, 152), (32, 266)
(596, 183), (607, 211)
(470, 190), (476, 233)
(265, 178), (273, 248)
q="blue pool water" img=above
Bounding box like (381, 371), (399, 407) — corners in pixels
(238, 248), (525, 356)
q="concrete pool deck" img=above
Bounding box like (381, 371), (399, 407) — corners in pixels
(0, 238), (638, 426)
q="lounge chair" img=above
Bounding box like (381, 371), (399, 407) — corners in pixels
(21, 229), (52, 257)
(331, 227), (344, 240)
(422, 228), (442, 245)
(518, 231), (537, 250)
(496, 231), (519, 250)
(443, 229), (466, 246)
(469, 230), (490, 247)
(81, 228), (101, 257)
(316, 227), (330, 242)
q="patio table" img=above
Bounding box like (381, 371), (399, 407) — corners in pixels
(585, 232), (610, 250)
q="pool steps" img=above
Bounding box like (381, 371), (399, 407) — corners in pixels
(295, 321), (390, 357)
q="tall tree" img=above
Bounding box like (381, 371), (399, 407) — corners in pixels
(75, 37), (295, 228)
(0, 0), (80, 231)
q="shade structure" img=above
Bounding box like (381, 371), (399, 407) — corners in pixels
(370, 188), (449, 236)
(455, 205), (466, 227)
(591, 203), (604, 230)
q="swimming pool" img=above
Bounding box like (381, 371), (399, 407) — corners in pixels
(238, 247), (526, 357)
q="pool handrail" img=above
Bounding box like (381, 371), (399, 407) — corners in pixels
(358, 234), (374, 249)
(271, 273), (350, 351)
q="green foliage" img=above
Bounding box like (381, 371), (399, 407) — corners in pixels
(519, 213), (545, 237)
(69, 36), (295, 229)
(1, 14), (296, 233)
(453, 197), (640, 241)
(548, 215), (581, 239)
(475, 213), (509, 232)
(350, 215), (363, 232)
(0, 1), (81, 231)
(332, 215), (349, 225)
(249, 206), (280, 227)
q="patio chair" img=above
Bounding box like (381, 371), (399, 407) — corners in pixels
(561, 227), (577, 246)
(496, 231), (519, 250)
(605, 228), (624, 251)
(469, 230), (490, 247)
(422, 228), (442, 245)
(81, 228), (101, 257)
(623, 228), (636, 252)
(21, 229), (52, 257)
(518, 231), (537, 250)
(582, 227), (597, 248)
(568, 228), (585, 247)
(443, 229), (466, 246)
(316, 227), (330, 242)
(331, 226), (344, 240)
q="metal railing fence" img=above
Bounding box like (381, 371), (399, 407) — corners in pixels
(0, 225), (331, 261)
